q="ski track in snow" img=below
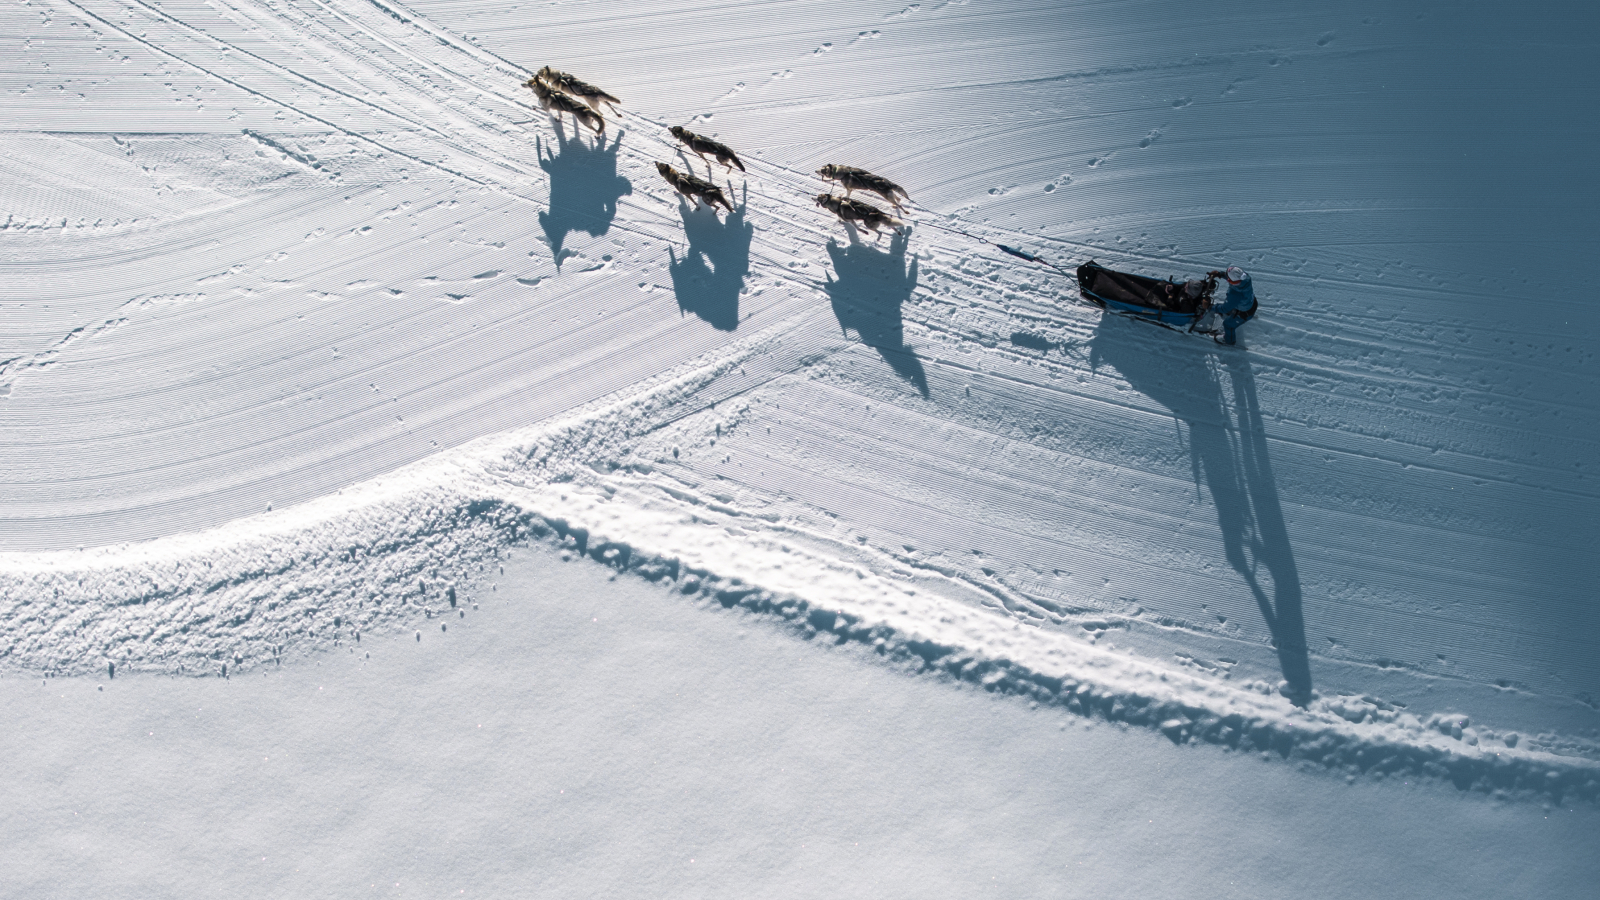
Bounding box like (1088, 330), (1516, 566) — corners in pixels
(2, 0), (1598, 800)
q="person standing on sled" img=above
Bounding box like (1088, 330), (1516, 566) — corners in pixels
(1203, 265), (1255, 345)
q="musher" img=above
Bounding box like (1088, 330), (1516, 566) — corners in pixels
(1204, 266), (1256, 345)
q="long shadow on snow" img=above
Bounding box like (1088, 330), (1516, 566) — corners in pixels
(667, 183), (752, 331)
(537, 122), (631, 266)
(540, 518), (1590, 802)
(823, 229), (928, 397)
(1090, 317), (1312, 703)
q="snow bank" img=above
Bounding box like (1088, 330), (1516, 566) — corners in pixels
(4, 342), (1595, 803)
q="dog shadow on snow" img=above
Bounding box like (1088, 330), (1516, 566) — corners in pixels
(537, 121), (631, 266)
(667, 182), (752, 331)
(822, 228), (928, 397)
(1091, 318), (1312, 703)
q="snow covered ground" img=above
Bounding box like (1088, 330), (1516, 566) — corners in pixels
(3, 0), (1598, 891)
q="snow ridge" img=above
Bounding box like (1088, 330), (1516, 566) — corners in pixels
(3, 345), (1595, 804)
(0, 340), (760, 676)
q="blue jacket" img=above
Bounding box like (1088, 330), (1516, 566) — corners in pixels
(1215, 274), (1254, 316)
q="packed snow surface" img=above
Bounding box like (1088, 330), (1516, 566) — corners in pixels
(2, 0), (1598, 862)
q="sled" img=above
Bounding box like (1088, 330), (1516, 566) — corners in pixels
(1075, 260), (1218, 330)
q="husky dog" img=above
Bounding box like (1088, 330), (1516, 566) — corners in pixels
(668, 126), (745, 174)
(657, 162), (733, 213)
(816, 164), (909, 213)
(815, 193), (902, 235)
(536, 66), (621, 115)
(528, 78), (605, 135)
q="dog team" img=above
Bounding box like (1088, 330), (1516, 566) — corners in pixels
(528, 67), (911, 237)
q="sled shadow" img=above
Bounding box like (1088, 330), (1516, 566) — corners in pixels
(823, 230), (928, 397)
(537, 122), (631, 266)
(667, 182), (752, 331)
(1090, 318), (1312, 703)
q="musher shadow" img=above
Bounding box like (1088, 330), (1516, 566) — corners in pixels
(667, 182), (752, 331)
(822, 230), (928, 397)
(537, 122), (631, 267)
(1090, 317), (1312, 703)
